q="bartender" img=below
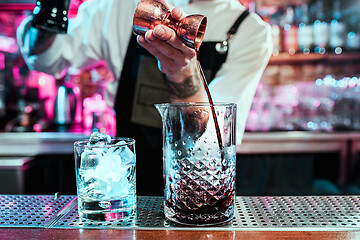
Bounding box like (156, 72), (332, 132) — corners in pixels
(17, 0), (272, 196)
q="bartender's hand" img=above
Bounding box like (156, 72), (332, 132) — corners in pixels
(137, 7), (206, 103)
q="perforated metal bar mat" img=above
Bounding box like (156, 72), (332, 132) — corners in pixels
(55, 195), (360, 230)
(1, 195), (359, 230)
(0, 195), (76, 228)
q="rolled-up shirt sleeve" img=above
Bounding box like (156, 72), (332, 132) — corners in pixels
(17, 16), (72, 78)
(17, 0), (136, 106)
(16, 0), (129, 78)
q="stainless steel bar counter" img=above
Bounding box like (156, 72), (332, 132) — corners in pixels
(0, 195), (359, 239)
(2, 131), (360, 156)
(1, 131), (360, 187)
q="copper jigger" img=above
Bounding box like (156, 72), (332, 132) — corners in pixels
(133, 0), (207, 50)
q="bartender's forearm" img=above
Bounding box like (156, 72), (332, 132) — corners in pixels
(22, 20), (56, 56)
(166, 76), (206, 103)
(167, 76), (203, 101)
(165, 59), (207, 103)
(166, 60), (209, 136)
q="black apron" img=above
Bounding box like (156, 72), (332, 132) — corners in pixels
(114, 10), (249, 196)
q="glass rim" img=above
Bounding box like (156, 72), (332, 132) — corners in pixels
(74, 137), (135, 147)
(154, 102), (236, 107)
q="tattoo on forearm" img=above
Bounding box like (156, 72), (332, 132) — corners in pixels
(167, 76), (201, 100)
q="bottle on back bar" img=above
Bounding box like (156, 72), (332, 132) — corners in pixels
(270, 10), (282, 56)
(313, 0), (329, 54)
(344, 5), (360, 52)
(330, 0), (346, 54)
(282, 5), (298, 55)
(297, 4), (313, 54)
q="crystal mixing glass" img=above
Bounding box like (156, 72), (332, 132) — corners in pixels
(155, 103), (237, 226)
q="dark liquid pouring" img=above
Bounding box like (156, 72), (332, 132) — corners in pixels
(196, 52), (224, 155)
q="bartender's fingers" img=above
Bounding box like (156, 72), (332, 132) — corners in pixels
(137, 35), (176, 67)
(145, 31), (195, 70)
(138, 29), (186, 62)
(137, 37), (179, 74)
(170, 7), (184, 21)
(148, 26), (195, 58)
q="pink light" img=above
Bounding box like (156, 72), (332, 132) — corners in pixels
(0, 36), (18, 53)
(313, 100), (321, 108)
(33, 124), (42, 132)
(0, 52), (4, 70)
(94, 93), (102, 101)
(104, 212), (126, 221)
(73, 86), (80, 94)
(37, 72), (56, 121)
(82, 94), (116, 136)
(73, 86), (82, 124)
(38, 77), (46, 86)
(84, 114), (93, 130)
(12, 66), (20, 80)
(24, 105), (33, 113)
(349, 78), (357, 88)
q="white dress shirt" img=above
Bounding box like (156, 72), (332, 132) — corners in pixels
(17, 0), (272, 143)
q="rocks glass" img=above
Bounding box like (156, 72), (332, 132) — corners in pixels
(74, 133), (136, 221)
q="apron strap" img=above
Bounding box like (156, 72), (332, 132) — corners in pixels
(201, 9), (250, 80)
(228, 9), (250, 37)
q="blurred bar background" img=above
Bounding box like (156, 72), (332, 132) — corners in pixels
(0, 0), (359, 196)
